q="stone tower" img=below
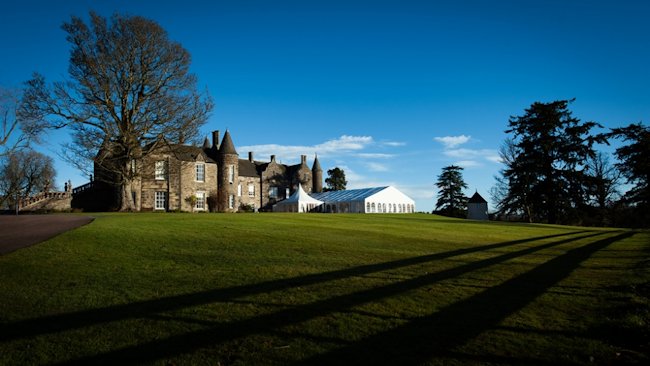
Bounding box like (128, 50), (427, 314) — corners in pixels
(312, 154), (323, 193)
(217, 130), (239, 212)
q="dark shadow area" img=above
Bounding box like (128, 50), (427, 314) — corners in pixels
(51, 232), (610, 365)
(296, 232), (635, 365)
(0, 231), (590, 343)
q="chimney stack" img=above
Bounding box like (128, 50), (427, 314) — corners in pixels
(248, 151), (254, 162)
(212, 130), (220, 149)
(271, 155), (276, 162)
(301, 155), (307, 165)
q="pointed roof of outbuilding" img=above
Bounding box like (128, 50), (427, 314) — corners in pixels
(468, 191), (487, 204)
(219, 130), (238, 155)
(202, 137), (211, 149)
(312, 154), (322, 171)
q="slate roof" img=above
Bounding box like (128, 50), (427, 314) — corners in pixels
(468, 191), (488, 204)
(312, 155), (322, 171)
(171, 145), (216, 163)
(311, 187), (388, 203)
(238, 159), (261, 177)
(219, 130), (238, 155)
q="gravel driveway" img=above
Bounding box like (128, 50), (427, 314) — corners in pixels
(0, 215), (94, 255)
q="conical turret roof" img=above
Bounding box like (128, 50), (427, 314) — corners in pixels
(219, 130), (238, 155)
(312, 154), (322, 171)
(202, 137), (211, 149)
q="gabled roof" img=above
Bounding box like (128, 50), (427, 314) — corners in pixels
(468, 191), (488, 204)
(171, 145), (216, 163)
(238, 159), (261, 177)
(311, 187), (388, 203)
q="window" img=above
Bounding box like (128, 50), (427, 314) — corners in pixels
(130, 159), (137, 174)
(155, 161), (166, 180)
(228, 194), (235, 209)
(237, 184), (242, 197)
(269, 186), (279, 199)
(285, 188), (290, 198)
(196, 163), (205, 182)
(195, 191), (206, 210)
(248, 184), (255, 197)
(154, 191), (167, 210)
(228, 165), (235, 183)
(366, 202), (371, 212)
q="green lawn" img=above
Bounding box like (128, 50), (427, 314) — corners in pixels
(0, 213), (648, 365)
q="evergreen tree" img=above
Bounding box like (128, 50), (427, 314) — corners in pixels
(324, 167), (347, 191)
(607, 123), (649, 226)
(497, 99), (604, 224)
(435, 165), (468, 218)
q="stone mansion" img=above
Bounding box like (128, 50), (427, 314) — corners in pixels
(76, 130), (323, 212)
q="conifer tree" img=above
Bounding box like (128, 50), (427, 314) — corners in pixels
(324, 167), (347, 192)
(497, 99), (604, 224)
(435, 165), (468, 218)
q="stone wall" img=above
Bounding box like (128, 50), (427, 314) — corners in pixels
(237, 176), (261, 211)
(139, 154), (218, 211)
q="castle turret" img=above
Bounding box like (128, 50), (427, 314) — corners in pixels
(312, 154), (323, 193)
(217, 130), (239, 212)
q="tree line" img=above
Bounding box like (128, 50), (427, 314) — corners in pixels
(435, 99), (648, 228)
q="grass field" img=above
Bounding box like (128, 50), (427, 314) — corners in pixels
(0, 213), (648, 365)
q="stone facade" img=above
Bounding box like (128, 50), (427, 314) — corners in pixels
(85, 130), (322, 212)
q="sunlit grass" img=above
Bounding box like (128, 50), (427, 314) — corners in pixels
(0, 213), (647, 365)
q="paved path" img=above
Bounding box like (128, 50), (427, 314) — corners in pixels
(0, 215), (94, 255)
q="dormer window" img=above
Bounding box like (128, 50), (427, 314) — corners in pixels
(155, 161), (166, 180)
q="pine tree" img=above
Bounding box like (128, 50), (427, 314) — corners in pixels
(435, 165), (468, 218)
(497, 99), (604, 224)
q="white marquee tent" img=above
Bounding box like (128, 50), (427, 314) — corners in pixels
(312, 186), (415, 213)
(273, 184), (323, 213)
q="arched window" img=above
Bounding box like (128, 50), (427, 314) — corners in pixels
(366, 202), (371, 213)
(371, 203), (376, 213)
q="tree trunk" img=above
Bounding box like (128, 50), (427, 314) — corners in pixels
(118, 179), (136, 212)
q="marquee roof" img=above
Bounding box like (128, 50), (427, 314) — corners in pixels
(311, 187), (388, 203)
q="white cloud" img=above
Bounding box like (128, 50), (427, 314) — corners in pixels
(366, 162), (389, 172)
(434, 135), (471, 148)
(357, 153), (394, 159)
(382, 141), (406, 147)
(455, 160), (482, 168)
(485, 154), (502, 163)
(442, 148), (500, 167)
(239, 135), (374, 163)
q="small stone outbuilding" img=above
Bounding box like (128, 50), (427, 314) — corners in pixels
(467, 191), (488, 220)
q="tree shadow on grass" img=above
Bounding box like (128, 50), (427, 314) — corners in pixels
(45, 231), (620, 365)
(0, 231), (591, 344)
(295, 231), (636, 365)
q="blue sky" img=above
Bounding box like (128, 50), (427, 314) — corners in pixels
(1, 0), (649, 211)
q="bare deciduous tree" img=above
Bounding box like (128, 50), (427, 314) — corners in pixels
(0, 150), (55, 213)
(1, 88), (45, 157)
(21, 12), (213, 211)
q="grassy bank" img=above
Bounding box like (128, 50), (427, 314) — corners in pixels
(0, 213), (648, 365)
